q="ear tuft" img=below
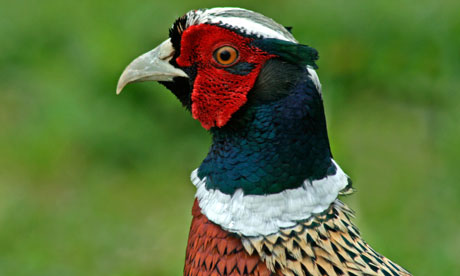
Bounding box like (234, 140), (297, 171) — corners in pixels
(252, 38), (319, 69)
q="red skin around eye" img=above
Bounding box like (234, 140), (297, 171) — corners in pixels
(176, 24), (274, 130)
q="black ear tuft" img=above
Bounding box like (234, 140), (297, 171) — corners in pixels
(252, 38), (319, 69)
(169, 14), (188, 55)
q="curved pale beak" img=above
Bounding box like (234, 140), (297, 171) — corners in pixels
(116, 38), (188, 95)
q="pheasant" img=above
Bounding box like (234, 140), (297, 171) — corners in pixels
(117, 7), (411, 276)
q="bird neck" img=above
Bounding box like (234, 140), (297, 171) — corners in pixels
(197, 68), (335, 196)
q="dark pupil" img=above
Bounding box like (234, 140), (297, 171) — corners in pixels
(219, 50), (231, 61)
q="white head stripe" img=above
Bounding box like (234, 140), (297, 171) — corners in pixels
(191, 160), (349, 236)
(185, 8), (297, 42)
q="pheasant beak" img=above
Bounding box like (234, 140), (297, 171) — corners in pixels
(116, 38), (188, 95)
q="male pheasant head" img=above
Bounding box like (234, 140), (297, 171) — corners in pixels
(117, 7), (320, 130)
(117, 8), (346, 237)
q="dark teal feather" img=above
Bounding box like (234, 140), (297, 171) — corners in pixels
(252, 38), (319, 69)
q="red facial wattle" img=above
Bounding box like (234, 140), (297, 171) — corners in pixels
(175, 24), (274, 130)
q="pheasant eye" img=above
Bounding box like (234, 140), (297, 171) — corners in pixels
(214, 46), (238, 66)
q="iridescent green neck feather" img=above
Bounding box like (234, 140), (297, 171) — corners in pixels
(198, 60), (335, 195)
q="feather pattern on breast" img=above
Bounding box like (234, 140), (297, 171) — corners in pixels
(185, 200), (273, 276)
(241, 200), (411, 276)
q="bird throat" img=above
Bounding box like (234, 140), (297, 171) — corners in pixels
(197, 70), (336, 195)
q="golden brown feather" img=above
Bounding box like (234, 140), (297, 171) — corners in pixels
(241, 200), (411, 276)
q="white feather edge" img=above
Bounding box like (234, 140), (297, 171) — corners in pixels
(191, 159), (349, 236)
(307, 67), (322, 94)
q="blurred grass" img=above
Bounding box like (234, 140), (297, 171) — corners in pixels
(0, 0), (459, 275)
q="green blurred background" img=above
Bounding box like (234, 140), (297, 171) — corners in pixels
(1, 0), (459, 275)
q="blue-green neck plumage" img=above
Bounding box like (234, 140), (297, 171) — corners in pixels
(198, 61), (336, 195)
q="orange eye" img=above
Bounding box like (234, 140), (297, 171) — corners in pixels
(213, 46), (239, 66)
